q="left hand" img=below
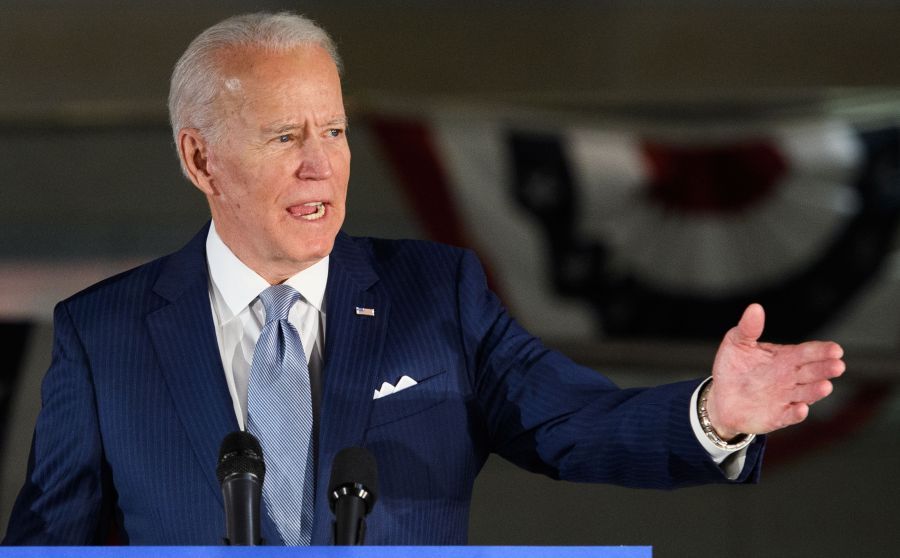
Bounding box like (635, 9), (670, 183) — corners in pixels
(705, 303), (845, 440)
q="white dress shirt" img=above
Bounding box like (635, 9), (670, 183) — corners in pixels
(691, 378), (751, 478)
(205, 222), (748, 477)
(206, 222), (327, 430)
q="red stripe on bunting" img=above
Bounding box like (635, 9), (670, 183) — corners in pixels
(368, 117), (473, 247)
(641, 140), (787, 215)
(367, 116), (504, 298)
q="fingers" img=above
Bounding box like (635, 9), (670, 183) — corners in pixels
(786, 403), (810, 426)
(790, 380), (834, 404)
(733, 303), (765, 345)
(796, 340), (844, 361)
(772, 379), (835, 430)
(773, 402), (811, 431)
(756, 341), (845, 382)
(796, 357), (846, 384)
(759, 340), (843, 362)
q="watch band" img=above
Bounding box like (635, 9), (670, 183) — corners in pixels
(697, 380), (755, 451)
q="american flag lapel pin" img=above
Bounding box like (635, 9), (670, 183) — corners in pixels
(355, 306), (375, 317)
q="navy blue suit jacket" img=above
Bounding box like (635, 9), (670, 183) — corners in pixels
(4, 225), (763, 545)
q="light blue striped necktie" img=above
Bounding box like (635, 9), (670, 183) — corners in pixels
(246, 284), (315, 545)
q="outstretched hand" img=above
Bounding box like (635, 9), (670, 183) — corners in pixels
(706, 303), (845, 440)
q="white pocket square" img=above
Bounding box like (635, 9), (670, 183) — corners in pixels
(373, 375), (418, 400)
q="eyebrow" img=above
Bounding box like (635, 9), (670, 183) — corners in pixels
(262, 123), (300, 135)
(261, 117), (349, 135)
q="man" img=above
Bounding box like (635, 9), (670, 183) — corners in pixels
(3, 12), (845, 546)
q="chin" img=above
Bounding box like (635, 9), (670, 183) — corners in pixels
(292, 235), (337, 264)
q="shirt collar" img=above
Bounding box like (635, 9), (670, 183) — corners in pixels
(206, 221), (329, 318)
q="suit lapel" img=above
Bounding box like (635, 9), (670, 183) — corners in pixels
(148, 228), (388, 545)
(144, 224), (281, 544)
(312, 233), (390, 544)
(145, 225), (236, 495)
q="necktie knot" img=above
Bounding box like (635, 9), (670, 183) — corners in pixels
(259, 284), (301, 324)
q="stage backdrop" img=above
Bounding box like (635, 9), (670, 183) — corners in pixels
(2, 104), (899, 556)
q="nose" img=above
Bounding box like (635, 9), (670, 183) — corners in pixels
(295, 138), (333, 180)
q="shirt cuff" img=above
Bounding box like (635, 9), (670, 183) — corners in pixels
(690, 377), (755, 480)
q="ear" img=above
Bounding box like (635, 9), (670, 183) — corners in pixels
(178, 128), (217, 196)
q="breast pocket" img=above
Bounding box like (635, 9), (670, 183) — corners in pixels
(368, 369), (448, 429)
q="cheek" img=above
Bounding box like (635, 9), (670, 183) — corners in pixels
(334, 149), (352, 201)
(216, 162), (277, 209)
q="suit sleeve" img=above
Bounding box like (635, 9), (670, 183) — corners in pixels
(455, 249), (763, 488)
(3, 302), (112, 545)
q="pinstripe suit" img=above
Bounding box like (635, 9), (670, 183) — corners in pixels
(3, 224), (763, 545)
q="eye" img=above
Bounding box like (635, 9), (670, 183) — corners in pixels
(277, 134), (293, 143)
(326, 128), (345, 138)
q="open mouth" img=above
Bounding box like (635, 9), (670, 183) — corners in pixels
(288, 202), (326, 221)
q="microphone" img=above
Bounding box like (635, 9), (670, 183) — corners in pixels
(217, 431), (266, 546)
(328, 447), (378, 545)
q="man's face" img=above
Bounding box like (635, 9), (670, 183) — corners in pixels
(194, 44), (350, 282)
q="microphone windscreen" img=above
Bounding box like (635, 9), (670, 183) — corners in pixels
(328, 447), (378, 504)
(217, 431), (265, 485)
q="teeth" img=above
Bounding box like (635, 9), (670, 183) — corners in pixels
(301, 202), (325, 221)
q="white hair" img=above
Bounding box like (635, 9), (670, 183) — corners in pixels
(168, 12), (342, 174)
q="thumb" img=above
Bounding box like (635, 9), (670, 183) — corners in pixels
(733, 303), (765, 345)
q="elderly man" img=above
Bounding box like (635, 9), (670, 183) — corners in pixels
(3, 12), (844, 546)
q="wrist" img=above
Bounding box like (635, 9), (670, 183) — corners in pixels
(698, 380), (752, 450)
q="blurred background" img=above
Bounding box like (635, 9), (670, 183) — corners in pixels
(2, 1), (900, 555)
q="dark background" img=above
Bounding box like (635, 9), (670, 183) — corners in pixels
(2, 2), (900, 556)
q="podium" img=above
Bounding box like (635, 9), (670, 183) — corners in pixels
(0, 547), (651, 558)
